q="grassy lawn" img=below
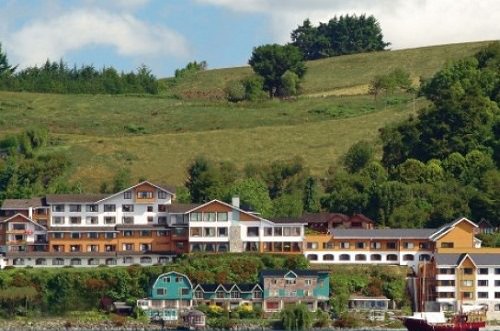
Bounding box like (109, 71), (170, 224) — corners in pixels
(164, 41), (492, 99)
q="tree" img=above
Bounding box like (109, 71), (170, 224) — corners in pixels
(343, 141), (374, 173)
(291, 15), (390, 60)
(229, 178), (273, 216)
(248, 44), (306, 98)
(0, 43), (16, 77)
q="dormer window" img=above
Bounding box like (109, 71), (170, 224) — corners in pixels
(158, 191), (168, 199)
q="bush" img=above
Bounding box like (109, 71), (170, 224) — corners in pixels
(225, 81), (246, 102)
(110, 313), (127, 327)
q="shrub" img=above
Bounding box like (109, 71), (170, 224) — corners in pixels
(225, 81), (246, 102)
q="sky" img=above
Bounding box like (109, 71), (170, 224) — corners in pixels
(0, 0), (499, 78)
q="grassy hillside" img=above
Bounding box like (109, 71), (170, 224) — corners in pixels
(165, 41), (492, 99)
(1, 41), (493, 191)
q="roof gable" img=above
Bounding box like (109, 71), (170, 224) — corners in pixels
(152, 271), (192, 289)
(1, 213), (47, 230)
(284, 271), (298, 279)
(95, 180), (175, 204)
(457, 253), (477, 269)
(430, 217), (478, 241)
(189, 199), (262, 221)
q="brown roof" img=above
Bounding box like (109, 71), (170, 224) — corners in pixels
(1, 197), (46, 209)
(268, 217), (307, 224)
(45, 194), (110, 204)
(48, 226), (117, 232)
(157, 183), (177, 194)
(166, 203), (202, 213)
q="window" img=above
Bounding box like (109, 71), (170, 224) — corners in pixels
(140, 257), (152, 264)
(478, 268), (489, 275)
(104, 216), (116, 224)
(263, 227), (273, 237)
(104, 204), (116, 212)
(123, 243), (134, 251)
(52, 204), (65, 212)
(307, 242), (318, 249)
(105, 232), (116, 239)
(124, 191), (132, 199)
(247, 227), (259, 237)
(35, 258), (47, 266)
(463, 268), (473, 275)
(70, 245), (81, 252)
(419, 242), (430, 249)
(403, 242), (414, 249)
(11, 223), (26, 231)
(87, 245), (99, 252)
(195, 290), (203, 299)
(253, 290), (262, 299)
(305, 279), (312, 285)
(387, 242), (397, 249)
(52, 232), (64, 239)
(495, 268), (500, 275)
(158, 216), (167, 225)
(387, 254), (398, 261)
(141, 230), (152, 237)
(147, 206), (154, 212)
(86, 204), (98, 212)
(463, 292), (473, 299)
(495, 292), (500, 299)
(123, 230), (133, 237)
(478, 280), (488, 287)
(71, 232), (81, 239)
(495, 304), (500, 311)
(231, 291), (240, 298)
(441, 242), (454, 248)
(217, 212), (228, 222)
(52, 258), (64, 266)
(438, 268), (455, 275)
(438, 280), (455, 286)
(462, 280), (473, 287)
(181, 288), (189, 296)
(438, 292), (455, 299)
(158, 204), (167, 212)
(52, 216), (64, 225)
(339, 254), (350, 261)
(190, 227), (202, 237)
(204, 227), (216, 237)
(274, 227), (283, 236)
(356, 242), (366, 249)
(340, 242), (350, 249)
(403, 254), (415, 261)
(495, 280), (500, 286)
(122, 216), (134, 224)
(86, 216), (98, 225)
(156, 288), (165, 296)
(370, 242), (381, 249)
(140, 243), (151, 251)
(216, 291), (225, 299)
(123, 256), (133, 264)
(478, 292), (489, 299)
(87, 232), (99, 239)
(191, 212), (202, 222)
(70, 258), (81, 266)
(70, 217), (81, 225)
(106, 258), (117, 265)
(52, 245), (64, 252)
(323, 242), (334, 249)
(203, 212), (216, 222)
(105, 245), (116, 252)
(122, 204), (134, 212)
(355, 254), (367, 261)
(371, 254), (382, 261)
(147, 216), (154, 223)
(158, 191), (168, 199)
(69, 204), (81, 212)
(218, 227), (228, 237)
(138, 191), (153, 199)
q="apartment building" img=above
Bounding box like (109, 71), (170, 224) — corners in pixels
(0, 181), (307, 267)
(193, 283), (263, 310)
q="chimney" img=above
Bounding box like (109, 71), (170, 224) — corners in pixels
(231, 196), (240, 209)
(28, 207), (33, 219)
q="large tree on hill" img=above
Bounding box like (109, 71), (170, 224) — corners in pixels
(291, 14), (390, 60)
(248, 44), (306, 98)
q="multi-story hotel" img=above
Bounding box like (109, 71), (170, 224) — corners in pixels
(0, 181), (305, 267)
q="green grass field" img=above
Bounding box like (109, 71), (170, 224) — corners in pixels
(0, 41), (493, 190)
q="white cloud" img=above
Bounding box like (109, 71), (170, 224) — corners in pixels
(4, 8), (190, 68)
(196, 0), (500, 49)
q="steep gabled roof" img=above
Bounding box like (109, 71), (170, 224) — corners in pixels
(0, 213), (47, 230)
(94, 180), (176, 204)
(260, 269), (327, 277)
(429, 217), (478, 241)
(45, 194), (109, 204)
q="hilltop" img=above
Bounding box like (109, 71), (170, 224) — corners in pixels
(0, 41), (493, 190)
